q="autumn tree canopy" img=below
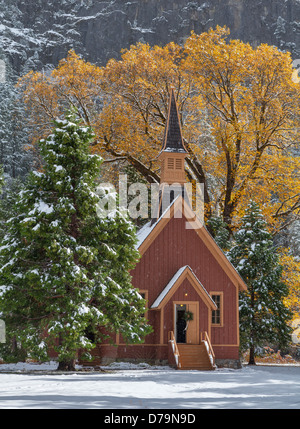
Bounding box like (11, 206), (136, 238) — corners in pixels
(18, 27), (300, 235)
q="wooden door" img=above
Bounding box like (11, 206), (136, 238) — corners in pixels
(186, 302), (199, 344)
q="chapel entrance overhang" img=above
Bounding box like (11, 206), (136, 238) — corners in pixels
(150, 265), (217, 349)
(150, 265), (217, 312)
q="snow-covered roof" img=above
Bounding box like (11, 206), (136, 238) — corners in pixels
(151, 266), (187, 309)
(136, 196), (179, 249)
(136, 221), (154, 249)
(151, 265), (217, 310)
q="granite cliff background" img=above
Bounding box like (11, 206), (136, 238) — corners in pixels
(1, 0), (300, 76)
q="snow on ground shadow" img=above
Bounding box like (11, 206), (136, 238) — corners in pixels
(0, 361), (299, 409)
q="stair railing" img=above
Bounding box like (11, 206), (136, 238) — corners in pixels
(200, 331), (215, 367)
(168, 331), (181, 369)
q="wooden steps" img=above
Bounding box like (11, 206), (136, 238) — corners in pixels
(177, 343), (216, 370)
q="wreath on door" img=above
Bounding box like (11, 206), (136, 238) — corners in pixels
(183, 310), (194, 332)
(183, 310), (194, 322)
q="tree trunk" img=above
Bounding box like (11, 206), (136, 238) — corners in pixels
(248, 345), (256, 365)
(57, 359), (76, 371)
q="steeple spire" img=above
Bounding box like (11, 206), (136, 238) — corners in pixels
(161, 88), (187, 154)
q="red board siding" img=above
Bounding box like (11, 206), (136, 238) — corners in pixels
(131, 216), (238, 348)
(90, 215), (240, 365)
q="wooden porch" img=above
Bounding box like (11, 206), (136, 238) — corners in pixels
(169, 331), (216, 371)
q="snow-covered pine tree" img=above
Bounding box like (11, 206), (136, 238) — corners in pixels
(207, 216), (231, 252)
(0, 112), (151, 370)
(0, 65), (32, 181)
(228, 201), (293, 365)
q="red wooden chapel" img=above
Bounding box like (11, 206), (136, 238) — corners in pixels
(88, 89), (247, 370)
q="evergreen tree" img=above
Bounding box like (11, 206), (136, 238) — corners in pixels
(207, 216), (231, 252)
(0, 112), (151, 370)
(0, 178), (22, 243)
(229, 201), (293, 365)
(0, 63), (33, 181)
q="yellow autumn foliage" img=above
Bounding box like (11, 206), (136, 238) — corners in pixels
(279, 250), (300, 320)
(18, 27), (300, 236)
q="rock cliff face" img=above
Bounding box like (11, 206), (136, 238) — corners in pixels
(1, 0), (300, 75)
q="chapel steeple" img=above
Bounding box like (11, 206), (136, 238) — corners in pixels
(151, 89), (188, 225)
(158, 88), (188, 185)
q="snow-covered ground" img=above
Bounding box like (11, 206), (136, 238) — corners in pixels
(0, 362), (299, 409)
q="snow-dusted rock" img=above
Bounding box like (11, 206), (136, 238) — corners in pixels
(1, 0), (300, 76)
